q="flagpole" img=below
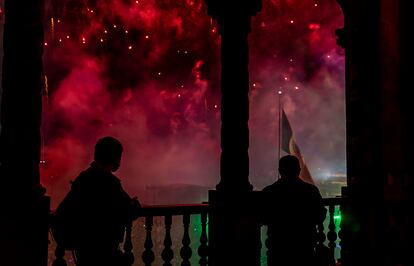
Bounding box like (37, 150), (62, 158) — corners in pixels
(277, 90), (282, 179)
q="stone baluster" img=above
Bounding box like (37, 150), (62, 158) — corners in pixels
(315, 207), (327, 263)
(317, 217), (326, 246)
(264, 230), (272, 266)
(52, 245), (67, 266)
(142, 216), (155, 266)
(198, 212), (208, 266)
(180, 214), (192, 266)
(123, 222), (134, 266)
(338, 203), (345, 265)
(161, 215), (174, 266)
(327, 205), (338, 265)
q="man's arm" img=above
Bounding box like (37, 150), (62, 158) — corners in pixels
(114, 181), (142, 221)
(130, 196), (142, 220)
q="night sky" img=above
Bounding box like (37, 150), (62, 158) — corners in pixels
(4, 0), (345, 203)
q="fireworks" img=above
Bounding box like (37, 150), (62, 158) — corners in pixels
(41, 0), (345, 198)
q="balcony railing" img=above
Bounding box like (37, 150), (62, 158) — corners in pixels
(318, 197), (345, 266)
(51, 197), (344, 266)
(137, 204), (209, 266)
(51, 203), (209, 266)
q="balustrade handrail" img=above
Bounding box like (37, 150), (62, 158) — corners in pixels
(135, 196), (345, 216)
(322, 196), (346, 206)
(138, 203), (210, 217)
(49, 196), (343, 216)
(136, 196), (345, 213)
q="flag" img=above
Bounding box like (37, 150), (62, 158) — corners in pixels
(281, 110), (293, 154)
(281, 109), (315, 185)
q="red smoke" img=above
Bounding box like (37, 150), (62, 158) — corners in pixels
(41, 0), (344, 205)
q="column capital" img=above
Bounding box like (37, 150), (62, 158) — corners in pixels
(205, 0), (261, 18)
(205, 0), (262, 33)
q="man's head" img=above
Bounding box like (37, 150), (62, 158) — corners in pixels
(278, 155), (301, 179)
(94, 136), (123, 172)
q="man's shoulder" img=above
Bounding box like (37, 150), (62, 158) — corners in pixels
(73, 167), (121, 187)
(72, 168), (92, 186)
(297, 181), (322, 201)
(295, 178), (318, 189)
(303, 181), (321, 194)
(262, 181), (279, 192)
(262, 181), (287, 197)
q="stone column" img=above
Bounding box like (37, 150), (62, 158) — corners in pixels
(400, 2), (414, 265)
(335, 1), (384, 265)
(0, 1), (50, 265)
(337, 0), (414, 265)
(204, 0), (262, 265)
(205, 0), (261, 192)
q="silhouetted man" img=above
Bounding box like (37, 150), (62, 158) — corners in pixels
(262, 155), (325, 266)
(54, 136), (140, 266)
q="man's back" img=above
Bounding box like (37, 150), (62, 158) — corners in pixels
(262, 155), (325, 265)
(263, 178), (323, 243)
(69, 164), (133, 248)
(53, 136), (140, 266)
